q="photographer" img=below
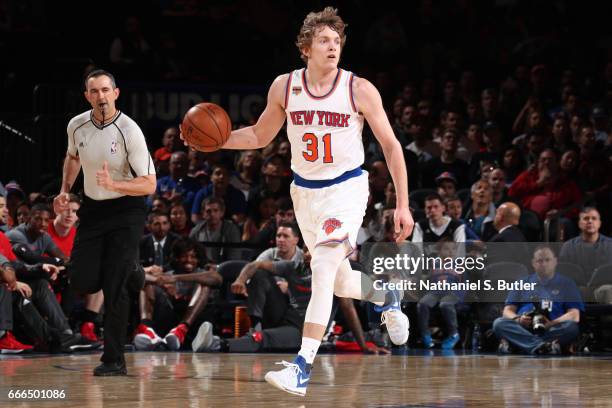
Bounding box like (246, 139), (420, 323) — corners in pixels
(493, 246), (583, 354)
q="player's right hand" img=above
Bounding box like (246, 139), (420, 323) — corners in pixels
(178, 124), (196, 151)
(394, 207), (414, 242)
(230, 280), (248, 297)
(53, 192), (70, 214)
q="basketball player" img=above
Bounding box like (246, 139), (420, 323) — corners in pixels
(54, 69), (156, 376)
(183, 8), (413, 396)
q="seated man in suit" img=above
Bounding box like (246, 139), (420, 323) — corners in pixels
(140, 211), (180, 272)
(493, 246), (583, 354)
(488, 202), (526, 243)
(486, 202), (528, 265)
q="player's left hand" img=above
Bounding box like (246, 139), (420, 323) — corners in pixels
(393, 207), (414, 242)
(96, 161), (115, 191)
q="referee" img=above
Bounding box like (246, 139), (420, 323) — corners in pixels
(53, 69), (156, 376)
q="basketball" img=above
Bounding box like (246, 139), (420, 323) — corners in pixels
(181, 102), (232, 152)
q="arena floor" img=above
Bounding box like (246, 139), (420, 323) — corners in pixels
(2, 350), (612, 407)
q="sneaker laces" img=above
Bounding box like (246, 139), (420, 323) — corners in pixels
(275, 360), (302, 376)
(380, 309), (398, 327)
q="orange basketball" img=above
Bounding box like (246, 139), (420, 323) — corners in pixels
(181, 103), (232, 152)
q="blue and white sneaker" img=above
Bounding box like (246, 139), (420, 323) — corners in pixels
(374, 288), (409, 345)
(441, 333), (460, 350)
(422, 334), (435, 349)
(264, 355), (311, 396)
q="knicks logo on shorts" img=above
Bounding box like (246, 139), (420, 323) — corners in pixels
(323, 218), (342, 235)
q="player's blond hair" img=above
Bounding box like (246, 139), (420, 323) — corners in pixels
(296, 7), (347, 63)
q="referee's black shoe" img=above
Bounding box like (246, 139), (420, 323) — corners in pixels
(93, 361), (127, 376)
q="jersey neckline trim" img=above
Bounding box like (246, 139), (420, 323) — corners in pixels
(301, 68), (342, 100)
(90, 110), (122, 130)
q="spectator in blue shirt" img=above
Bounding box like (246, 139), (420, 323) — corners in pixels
(191, 163), (247, 226)
(559, 207), (612, 284)
(150, 151), (200, 210)
(493, 245), (584, 355)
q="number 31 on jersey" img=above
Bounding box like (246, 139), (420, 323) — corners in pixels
(302, 132), (333, 163)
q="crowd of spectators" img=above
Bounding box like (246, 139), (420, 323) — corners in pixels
(1, 53), (611, 354)
(1, 1), (612, 356)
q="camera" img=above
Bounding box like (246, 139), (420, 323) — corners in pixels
(526, 296), (552, 334)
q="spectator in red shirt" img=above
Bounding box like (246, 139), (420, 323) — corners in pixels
(48, 194), (103, 343)
(509, 149), (582, 222)
(48, 194), (79, 259)
(153, 126), (182, 177)
(0, 231), (17, 261)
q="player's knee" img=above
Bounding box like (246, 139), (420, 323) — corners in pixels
(333, 284), (350, 298)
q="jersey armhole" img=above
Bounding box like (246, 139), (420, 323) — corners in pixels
(348, 73), (360, 115)
(283, 71), (292, 110)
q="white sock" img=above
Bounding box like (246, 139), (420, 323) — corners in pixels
(298, 337), (321, 365)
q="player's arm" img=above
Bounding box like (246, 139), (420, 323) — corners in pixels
(222, 74), (288, 150)
(353, 77), (414, 241)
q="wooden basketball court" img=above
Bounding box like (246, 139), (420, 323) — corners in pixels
(2, 351), (612, 407)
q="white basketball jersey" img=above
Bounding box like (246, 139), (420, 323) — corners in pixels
(284, 68), (365, 180)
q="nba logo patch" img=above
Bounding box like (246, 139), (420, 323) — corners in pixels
(110, 140), (118, 154)
(292, 86), (302, 95)
(323, 218), (342, 235)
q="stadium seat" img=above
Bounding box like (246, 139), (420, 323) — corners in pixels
(485, 261), (530, 282)
(518, 209), (542, 241)
(587, 263), (612, 289)
(558, 262), (587, 287)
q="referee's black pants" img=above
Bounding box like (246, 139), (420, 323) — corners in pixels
(68, 196), (145, 364)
